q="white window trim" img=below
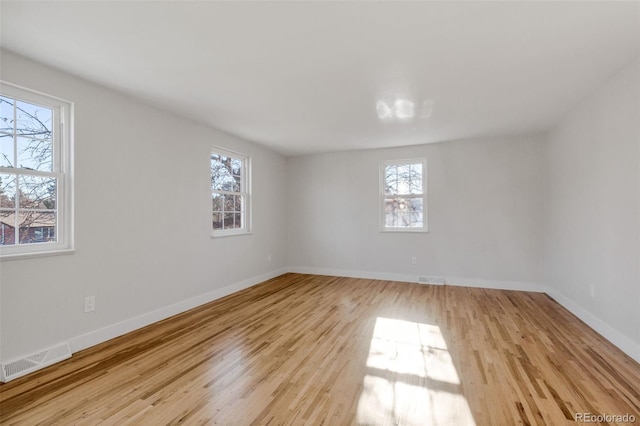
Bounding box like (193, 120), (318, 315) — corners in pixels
(210, 146), (251, 238)
(0, 82), (74, 260)
(379, 157), (428, 233)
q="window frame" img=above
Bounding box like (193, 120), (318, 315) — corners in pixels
(379, 158), (427, 233)
(210, 146), (251, 238)
(0, 82), (74, 259)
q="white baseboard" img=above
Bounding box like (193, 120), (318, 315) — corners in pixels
(288, 266), (544, 292)
(288, 266), (418, 283)
(68, 267), (288, 354)
(445, 276), (544, 292)
(543, 287), (640, 364)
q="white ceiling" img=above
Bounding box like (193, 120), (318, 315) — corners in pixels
(1, 1), (638, 156)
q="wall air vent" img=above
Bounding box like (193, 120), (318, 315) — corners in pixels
(1, 342), (72, 383)
(418, 276), (445, 285)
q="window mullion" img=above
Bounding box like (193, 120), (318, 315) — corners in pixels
(387, 193), (423, 199)
(0, 168), (60, 178)
(12, 101), (17, 169)
(214, 190), (239, 196)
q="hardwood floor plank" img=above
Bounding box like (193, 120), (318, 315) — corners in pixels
(1, 273), (639, 425)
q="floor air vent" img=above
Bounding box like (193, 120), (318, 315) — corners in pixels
(1, 342), (72, 382)
(418, 275), (445, 285)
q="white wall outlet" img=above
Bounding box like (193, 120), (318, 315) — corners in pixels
(267, 254), (272, 262)
(589, 285), (595, 298)
(411, 256), (417, 265)
(84, 296), (96, 313)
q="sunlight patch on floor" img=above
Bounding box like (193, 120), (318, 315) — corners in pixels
(357, 317), (475, 425)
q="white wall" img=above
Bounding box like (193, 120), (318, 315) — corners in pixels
(0, 51), (288, 362)
(287, 135), (545, 289)
(544, 58), (640, 359)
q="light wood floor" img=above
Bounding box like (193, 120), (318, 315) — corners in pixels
(1, 273), (639, 425)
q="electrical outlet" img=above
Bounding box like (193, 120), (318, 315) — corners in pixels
(411, 256), (417, 265)
(589, 285), (595, 298)
(84, 296), (95, 313)
(267, 254), (272, 262)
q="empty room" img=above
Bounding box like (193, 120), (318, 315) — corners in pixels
(0, 1), (639, 425)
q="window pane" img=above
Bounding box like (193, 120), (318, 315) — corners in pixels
(0, 134), (14, 167)
(18, 211), (56, 244)
(0, 96), (13, 133)
(384, 208), (398, 227)
(16, 100), (52, 140)
(400, 164), (421, 194)
(384, 198), (397, 227)
(18, 175), (56, 209)
(211, 155), (240, 192)
(224, 194), (235, 212)
(407, 198), (424, 227)
(407, 163), (423, 194)
(223, 212), (235, 229)
(17, 136), (53, 171)
(0, 210), (16, 245)
(385, 163), (423, 195)
(212, 193), (223, 212)
(231, 158), (242, 178)
(234, 212), (242, 229)
(385, 197), (423, 228)
(0, 174), (16, 208)
(384, 164), (398, 195)
(212, 212), (222, 230)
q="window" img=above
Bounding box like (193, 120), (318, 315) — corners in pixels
(0, 82), (73, 258)
(380, 158), (426, 232)
(211, 147), (250, 236)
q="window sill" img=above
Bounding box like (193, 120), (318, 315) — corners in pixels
(380, 228), (429, 233)
(0, 248), (76, 261)
(211, 230), (252, 239)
